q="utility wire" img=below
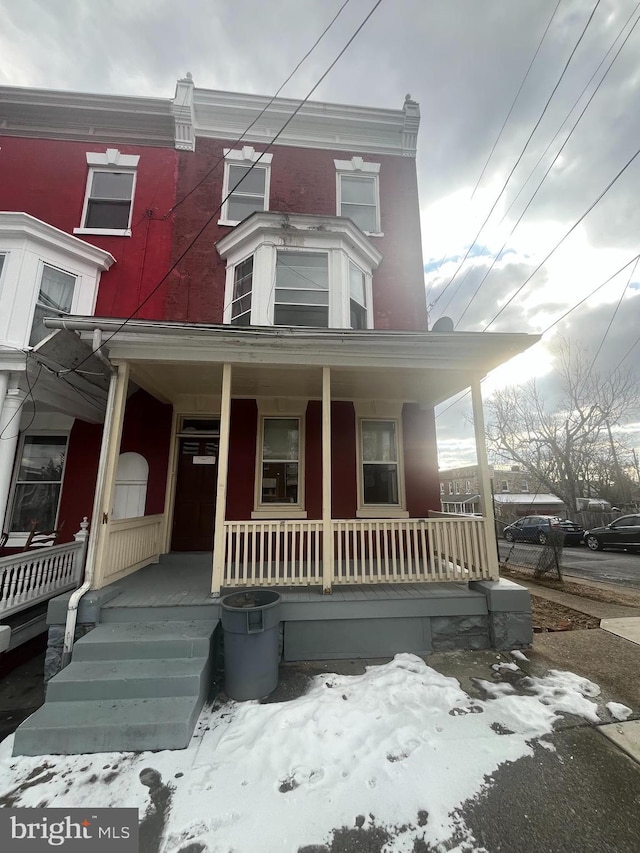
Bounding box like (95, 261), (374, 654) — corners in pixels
(165, 0), (352, 217)
(435, 251), (640, 420)
(431, 0), (602, 313)
(455, 5), (640, 328)
(424, 0), (562, 309)
(482, 143), (640, 331)
(66, 0), (385, 377)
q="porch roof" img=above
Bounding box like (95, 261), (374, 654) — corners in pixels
(43, 317), (540, 407)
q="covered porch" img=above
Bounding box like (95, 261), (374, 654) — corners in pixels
(43, 319), (538, 601)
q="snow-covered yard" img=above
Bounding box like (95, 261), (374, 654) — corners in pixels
(0, 653), (631, 852)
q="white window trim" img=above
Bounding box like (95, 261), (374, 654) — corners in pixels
(5, 430), (70, 546)
(74, 149), (140, 237)
(219, 146), (273, 227)
(29, 261), (78, 346)
(218, 214), (380, 330)
(334, 157), (383, 237)
(355, 403), (408, 519)
(252, 405), (307, 519)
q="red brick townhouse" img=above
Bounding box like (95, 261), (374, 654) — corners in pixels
(1, 77), (539, 755)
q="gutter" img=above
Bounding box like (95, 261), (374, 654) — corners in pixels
(61, 342), (116, 667)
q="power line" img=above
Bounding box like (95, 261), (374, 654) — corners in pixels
(435, 250), (640, 420)
(482, 142), (640, 331)
(165, 0), (352, 218)
(454, 5), (640, 328)
(424, 0), (562, 310)
(66, 0), (385, 377)
(431, 0), (602, 313)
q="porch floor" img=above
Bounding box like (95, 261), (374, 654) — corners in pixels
(100, 552), (479, 610)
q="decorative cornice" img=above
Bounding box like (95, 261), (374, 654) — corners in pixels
(183, 86), (421, 157)
(0, 212), (116, 270)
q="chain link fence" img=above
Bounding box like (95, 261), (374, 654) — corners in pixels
(496, 521), (564, 580)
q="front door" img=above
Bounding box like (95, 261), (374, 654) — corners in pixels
(171, 437), (218, 551)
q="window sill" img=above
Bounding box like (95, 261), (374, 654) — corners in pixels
(356, 508), (409, 519)
(363, 232), (384, 238)
(217, 219), (241, 227)
(73, 228), (132, 237)
(3, 534), (29, 548)
(251, 509), (308, 520)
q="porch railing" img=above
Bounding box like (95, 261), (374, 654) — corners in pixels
(222, 516), (493, 587)
(101, 514), (164, 585)
(223, 520), (323, 587)
(0, 541), (85, 618)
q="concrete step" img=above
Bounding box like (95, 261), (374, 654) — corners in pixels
(71, 620), (217, 661)
(45, 657), (208, 702)
(13, 696), (203, 755)
(100, 604), (220, 624)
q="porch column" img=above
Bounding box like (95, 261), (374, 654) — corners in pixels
(88, 361), (130, 589)
(0, 379), (26, 531)
(322, 366), (333, 593)
(211, 363), (232, 596)
(471, 376), (499, 579)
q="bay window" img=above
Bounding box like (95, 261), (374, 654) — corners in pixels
(218, 212), (381, 330)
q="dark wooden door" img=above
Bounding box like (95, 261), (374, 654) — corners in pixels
(171, 437), (218, 551)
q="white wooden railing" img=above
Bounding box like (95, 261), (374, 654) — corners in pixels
(0, 541), (85, 617)
(222, 516), (493, 587)
(100, 514), (164, 584)
(223, 520), (323, 587)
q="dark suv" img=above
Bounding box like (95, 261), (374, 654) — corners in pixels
(584, 515), (640, 552)
(503, 515), (584, 546)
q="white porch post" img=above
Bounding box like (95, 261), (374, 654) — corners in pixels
(322, 366), (333, 593)
(89, 361), (130, 589)
(0, 379), (26, 531)
(471, 376), (499, 579)
(211, 363), (232, 596)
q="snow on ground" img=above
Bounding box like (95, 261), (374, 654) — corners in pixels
(0, 654), (608, 853)
(606, 701), (633, 721)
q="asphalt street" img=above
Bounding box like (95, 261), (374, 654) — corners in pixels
(499, 541), (640, 589)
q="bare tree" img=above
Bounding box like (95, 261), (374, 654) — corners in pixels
(485, 338), (639, 512)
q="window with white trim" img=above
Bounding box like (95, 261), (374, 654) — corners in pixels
(259, 417), (301, 505)
(465, 480), (471, 492)
(230, 256), (253, 326)
(522, 479), (529, 492)
(448, 482), (454, 494)
(221, 147), (272, 225)
(30, 264), (76, 345)
(218, 213), (381, 331)
(9, 435), (67, 532)
(440, 482), (445, 495)
(454, 481), (460, 495)
(360, 420), (399, 505)
(335, 157), (381, 235)
(76, 149), (139, 235)
(500, 480), (509, 492)
(274, 251), (329, 327)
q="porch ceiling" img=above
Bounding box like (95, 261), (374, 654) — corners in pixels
(128, 362), (484, 408)
(42, 317), (540, 407)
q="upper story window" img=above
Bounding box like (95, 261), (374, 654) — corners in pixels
(500, 480), (509, 492)
(75, 149), (140, 237)
(448, 482), (454, 494)
(30, 264), (76, 345)
(335, 157), (381, 236)
(465, 480), (471, 493)
(218, 212), (381, 331)
(274, 251), (328, 327)
(440, 482), (445, 495)
(220, 147), (272, 226)
(454, 481), (460, 494)
(522, 479), (529, 492)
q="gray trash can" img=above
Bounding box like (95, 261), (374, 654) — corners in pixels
(221, 590), (281, 701)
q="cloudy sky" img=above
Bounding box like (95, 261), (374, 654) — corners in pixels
(1, 0), (638, 466)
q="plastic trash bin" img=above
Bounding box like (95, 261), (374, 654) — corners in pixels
(220, 589), (282, 700)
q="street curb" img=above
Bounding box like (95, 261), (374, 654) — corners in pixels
(599, 720), (640, 766)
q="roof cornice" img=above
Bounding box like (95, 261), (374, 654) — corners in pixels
(173, 76), (420, 157)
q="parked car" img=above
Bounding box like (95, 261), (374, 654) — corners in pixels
(503, 515), (584, 546)
(584, 514), (640, 552)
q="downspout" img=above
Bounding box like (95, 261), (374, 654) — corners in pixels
(61, 333), (117, 667)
